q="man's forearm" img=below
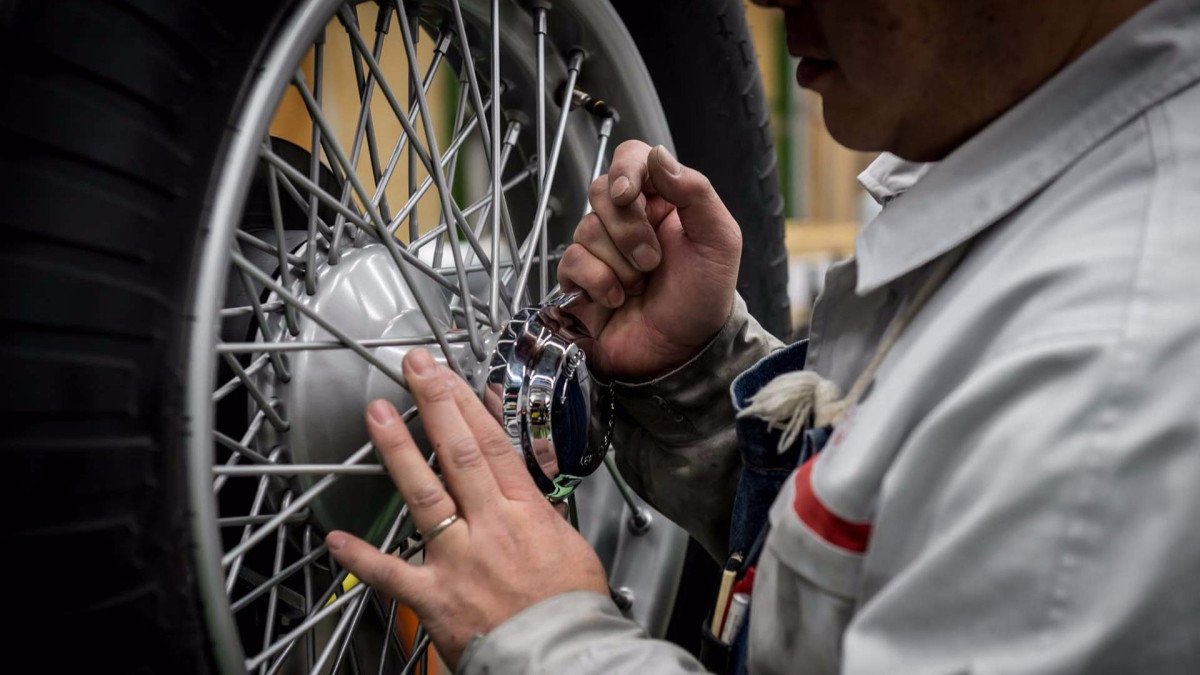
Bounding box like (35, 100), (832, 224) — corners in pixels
(593, 294), (785, 559)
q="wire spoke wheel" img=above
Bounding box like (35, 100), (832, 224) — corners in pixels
(187, 1), (688, 671)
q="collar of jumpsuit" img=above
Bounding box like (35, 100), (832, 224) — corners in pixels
(457, 1), (1200, 673)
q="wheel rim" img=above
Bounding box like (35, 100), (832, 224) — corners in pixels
(185, 1), (687, 671)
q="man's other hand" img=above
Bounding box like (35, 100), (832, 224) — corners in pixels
(326, 350), (609, 668)
(558, 142), (742, 381)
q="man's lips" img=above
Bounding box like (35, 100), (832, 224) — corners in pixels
(796, 57), (837, 88)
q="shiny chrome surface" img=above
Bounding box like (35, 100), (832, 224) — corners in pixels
(488, 291), (608, 500)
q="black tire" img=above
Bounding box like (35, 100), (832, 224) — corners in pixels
(610, 0), (791, 657)
(0, 0), (787, 670)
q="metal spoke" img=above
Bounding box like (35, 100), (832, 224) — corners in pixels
(378, 599), (401, 675)
(217, 333), (466, 354)
(213, 429), (278, 466)
(584, 115), (616, 217)
(395, 3), (488, 355)
(511, 50), (585, 311)
(235, 263), (292, 381)
(305, 30), (324, 291)
(263, 148), (495, 315)
(604, 453), (652, 532)
(233, 251), (412, 389)
(229, 542), (326, 614)
(212, 353), (270, 403)
(214, 409), (267, 494)
(220, 301), (284, 319)
(304, 505), (410, 673)
(534, 3), (549, 301)
(221, 351), (289, 432)
(290, 70), (468, 379)
(330, 5), (392, 264)
(236, 230), (307, 269)
(213, 464), (388, 476)
(260, 492), (293, 673)
(266, 148), (302, 335)
(226, 447), (284, 594)
(218, 512), (310, 528)
(220, 431), (400, 568)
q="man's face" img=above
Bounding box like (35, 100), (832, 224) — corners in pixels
(759, 0), (1111, 161)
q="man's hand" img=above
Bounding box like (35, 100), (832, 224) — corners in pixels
(559, 142), (742, 381)
(326, 349), (608, 668)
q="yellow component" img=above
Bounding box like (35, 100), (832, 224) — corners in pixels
(325, 573), (361, 607)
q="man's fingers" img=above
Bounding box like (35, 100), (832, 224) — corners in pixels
(573, 212), (646, 293)
(327, 531), (431, 605)
(646, 145), (737, 248)
(404, 350), (501, 516)
(558, 243), (625, 308)
(588, 177), (661, 273)
(365, 399), (457, 535)
(607, 139), (653, 206)
(443, 371), (543, 501)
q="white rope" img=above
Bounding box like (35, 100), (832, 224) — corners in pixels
(739, 246), (968, 453)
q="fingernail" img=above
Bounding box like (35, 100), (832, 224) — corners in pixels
(611, 175), (632, 201)
(607, 287), (623, 307)
(408, 349), (436, 377)
(327, 532), (348, 552)
(656, 146), (682, 176)
(368, 399), (399, 426)
(632, 244), (660, 271)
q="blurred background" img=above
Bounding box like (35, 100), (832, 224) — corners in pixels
(270, 2), (874, 338)
(742, 1), (877, 335)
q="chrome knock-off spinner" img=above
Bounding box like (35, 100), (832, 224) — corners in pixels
(488, 292), (610, 500)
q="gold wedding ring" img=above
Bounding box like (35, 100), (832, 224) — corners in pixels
(418, 513), (461, 543)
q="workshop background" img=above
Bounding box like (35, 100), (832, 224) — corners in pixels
(270, 1), (868, 338)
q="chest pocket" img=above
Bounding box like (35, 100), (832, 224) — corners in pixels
(746, 456), (871, 675)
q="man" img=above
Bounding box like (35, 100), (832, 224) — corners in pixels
(326, 0), (1200, 672)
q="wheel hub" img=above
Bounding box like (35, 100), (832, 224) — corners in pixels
(258, 243), (482, 540)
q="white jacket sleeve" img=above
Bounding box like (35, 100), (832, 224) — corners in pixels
(457, 591), (707, 675)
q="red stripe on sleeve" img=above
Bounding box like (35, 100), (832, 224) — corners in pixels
(792, 458), (872, 553)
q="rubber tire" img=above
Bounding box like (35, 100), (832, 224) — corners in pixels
(0, 0), (787, 670)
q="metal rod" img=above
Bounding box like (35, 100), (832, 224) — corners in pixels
(235, 230), (306, 268)
(226, 447), (283, 594)
(212, 353), (270, 403)
(603, 454), (652, 532)
(214, 464), (388, 476)
(265, 156), (301, 335)
(213, 429), (277, 466)
(217, 333), (468, 354)
(233, 251), (411, 390)
(583, 116), (616, 218)
(305, 30), (324, 291)
(511, 50), (585, 311)
(221, 351), (288, 432)
(220, 301), (284, 319)
(230, 542), (327, 614)
(261, 491), (293, 673)
(264, 148), (494, 316)
(221, 437), (395, 568)
(219, 512), (310, 528)
(214, 410), (266, 494)
(395, 4), (487, 358)
(235, 264), (292, 381)
(331, 8), (392, 264)
(291, 68), (468, 379)
(534, 5), (549, 301)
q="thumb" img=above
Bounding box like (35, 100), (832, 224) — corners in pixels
(646, 145), (738, 248)
(327, 531), (431, 606)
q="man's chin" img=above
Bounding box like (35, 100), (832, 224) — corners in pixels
(820, 98), (896, 153)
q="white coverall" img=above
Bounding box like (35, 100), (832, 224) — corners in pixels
(461, 0), (1200, 671)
